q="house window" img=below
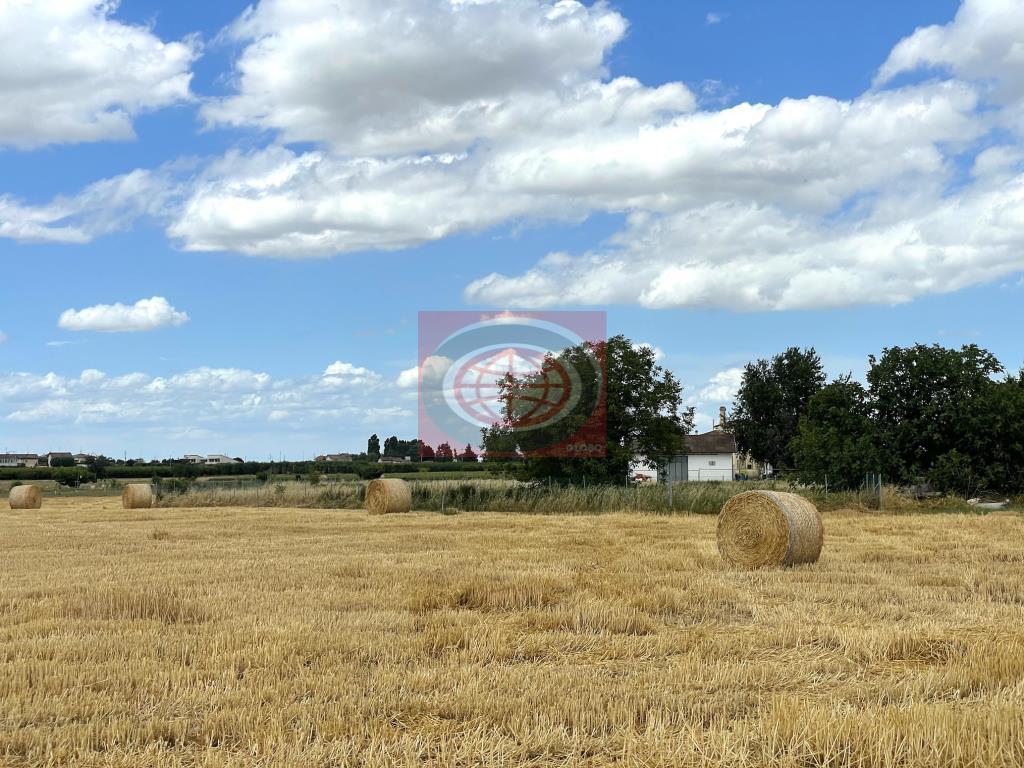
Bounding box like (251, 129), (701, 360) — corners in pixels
(708, 460), (716, 466)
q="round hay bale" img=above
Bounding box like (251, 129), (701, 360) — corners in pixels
(122, 483), (154, 510)
(364, 478), (411, 515)
(717, 490), (823, 568)
(9, 484), (42, 510)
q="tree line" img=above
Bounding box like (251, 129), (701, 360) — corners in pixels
(731, 344), (1024, 495)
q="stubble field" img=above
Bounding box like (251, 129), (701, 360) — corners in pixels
(1, 498), (1022, 767)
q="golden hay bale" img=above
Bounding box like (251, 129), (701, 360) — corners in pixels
(122, 483), (154, 510)
(9, 485), (42, 510)
(364, 478), (412, 515)
(717, 490), (823, 568)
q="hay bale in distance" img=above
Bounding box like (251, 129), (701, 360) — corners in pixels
(717, 490), (823, 568)
(9, 485), (42, 510)
(365, 478), (412, 515)
(122, 483), (154, 510)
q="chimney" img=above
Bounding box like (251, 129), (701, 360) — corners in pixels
(718, 406), (727, 431)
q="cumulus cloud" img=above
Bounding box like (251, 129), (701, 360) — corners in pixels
(322, 361), (381, 386)
(705, 12), (724, 25)
(58, 297), (190, 333)
(11, 0), (1024, 314)
(202, 0), (666, 154)
(0, 0), (197, 148)
(0, 362), (406, 437)
(396, 366), (420, 389)
(877, 0), (1024, 104)
(698, 368), (744, 404)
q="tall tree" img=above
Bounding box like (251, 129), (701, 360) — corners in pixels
(436, 442), (454, 461)
(731, 347), (825, 469)
(383, 435), (399, 457)
(495, 334), (691, 483)
(867, 344), (1003, 483)
(460, 444), (478, 462)
(790, 376), (879, 489)
(366, 434), (381, 460)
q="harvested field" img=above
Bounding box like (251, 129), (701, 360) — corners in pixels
(1, 498), (1022, 767)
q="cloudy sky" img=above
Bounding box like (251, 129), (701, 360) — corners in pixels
(1, 0), (1022, 459)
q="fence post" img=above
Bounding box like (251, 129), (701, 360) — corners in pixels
(668, 479), (673, 510)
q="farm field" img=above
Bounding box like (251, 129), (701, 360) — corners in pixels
(1, 499), (1022, 767)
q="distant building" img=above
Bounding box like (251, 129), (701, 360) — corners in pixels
(73, 453), (93, 465)
(629, 407), (741, 483)
(45, 452), (74, 467)
(377, 456), (412, 464)
(316, 453), (354, 462)
(184, 454), (205, 464)
(1, 453), (40, 468)
(205, 454), (242, 465)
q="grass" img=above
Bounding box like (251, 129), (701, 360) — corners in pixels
(154, 478), (986, 515)
(1, 497), (1022, 766)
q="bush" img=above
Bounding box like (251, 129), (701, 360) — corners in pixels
(355, 464), (384, 480)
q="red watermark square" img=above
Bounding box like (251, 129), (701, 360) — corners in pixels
(418, 311), (607, 458)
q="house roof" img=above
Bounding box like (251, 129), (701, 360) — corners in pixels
(684, 431), (737, 454)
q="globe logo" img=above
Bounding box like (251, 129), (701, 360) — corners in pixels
(419, 311), (606, 457)
(445, 345), (581, 430)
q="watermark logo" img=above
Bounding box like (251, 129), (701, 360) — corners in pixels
(418, 311), (606, 458)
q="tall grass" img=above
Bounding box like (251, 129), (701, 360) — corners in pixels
(155, 478), (978, 514)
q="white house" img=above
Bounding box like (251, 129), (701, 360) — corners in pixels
(184, 454), (205, 464)
(673, 430), (736, 482)
(205, 454), (242, 465)
(631, 430), (737, 484)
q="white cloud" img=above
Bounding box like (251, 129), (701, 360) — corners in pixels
(465, 166), (1024, 310)
(0, 0), (197, 148)
(396, 366), (420, 389)
(9, 0), (1024, 316)
(0, 362), (408, 436)
(0, 331), (7, 344)
(0, 169), (176, 244)
(877, 0), (1024, 104)
(698, 368), (744, 404)
(202, 0), (659, 154)
(322, 361), (380, 386)
(705, 12), (724, 25)
(58, 297), (189, 333)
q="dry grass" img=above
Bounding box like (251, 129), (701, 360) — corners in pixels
(1, 498), (1022, 767)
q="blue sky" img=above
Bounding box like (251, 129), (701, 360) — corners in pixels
(1, 0), (1022, 459)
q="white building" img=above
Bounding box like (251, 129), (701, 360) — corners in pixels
(184, 454), (205, 464)
(205, 454), (242, 465)
(631, 430), (738, 484)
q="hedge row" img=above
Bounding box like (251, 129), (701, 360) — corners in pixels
(0, 459), (505, 481)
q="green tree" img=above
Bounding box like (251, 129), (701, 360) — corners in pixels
(925, 372), (1024, 496)
(460, 443), (478, 462)
(53, 466), (91, 487)
(867, 344), (1003, 484)
(500, 335), (691, 483)
(436, 442), (455, 461)
(383, 435), (400, 457)
(480, 423), (519, 460)
(731, 347), (825, 470)
(366, 434), (381, 460)
(790, 376), (879, 489)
